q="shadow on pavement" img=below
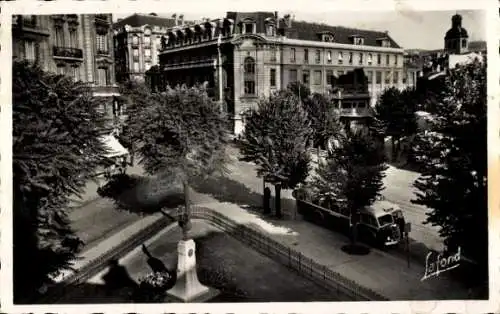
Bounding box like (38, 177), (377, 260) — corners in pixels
(98, 173), (185, 215)
(341, 244), (371, 256)
(191, 175), (263, 209)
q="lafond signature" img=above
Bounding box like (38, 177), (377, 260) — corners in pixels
(421, 247), (461, 281)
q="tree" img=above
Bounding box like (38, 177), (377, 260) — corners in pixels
(301, 93), (343, 151)
(311, 128), (387, 246)
(238, 90), (312, 218)
(121, 83), (230, 237)
(375, 87), (418, 160)
(287, 81), (311, 101)
(12, 61), (108, 299)
(411, 59), (487, 277)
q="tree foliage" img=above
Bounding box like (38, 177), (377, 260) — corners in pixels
(12, 61), (108, 299)
(287, 81), (311, 101)
(120, 83), (230, 229)
(238, 90), (312, 216)
(411, 59), (487, 273)
(301, 93), (343, 149)
(312, 129), (387, 217)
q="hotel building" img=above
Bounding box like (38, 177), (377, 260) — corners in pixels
(113, 13), (191, 82)
(149, 11), (406, 134)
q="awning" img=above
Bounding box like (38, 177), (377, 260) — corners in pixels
(100, 135), (129, 158)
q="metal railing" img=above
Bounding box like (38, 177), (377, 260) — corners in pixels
(53, 46), (83, 59)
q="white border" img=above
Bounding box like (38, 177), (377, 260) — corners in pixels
(1, 0), (499, 313)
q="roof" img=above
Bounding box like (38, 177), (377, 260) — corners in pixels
(113, 13), (180, 29)
(288, 20), (401, 48)
(445, 26), (469, 39)
(226, 11), (276, 33)
(362, 200), (400, 217)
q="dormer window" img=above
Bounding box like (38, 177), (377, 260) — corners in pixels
(323, 34), (334, 42)
(350, 35), (364, 45)
(266, 24), (275, 36)
(377, 38), (391, 47)
(144, 28), (151, 36)
(243, 22), (255, 34)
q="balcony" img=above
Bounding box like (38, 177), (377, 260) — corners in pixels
(97, 49), (110, 56)
(91, 85), (120, 97)
(53, 46), (83, 60)
(337, 107), (372, 118)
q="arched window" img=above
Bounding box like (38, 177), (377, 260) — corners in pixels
(243, 57), (256, 95)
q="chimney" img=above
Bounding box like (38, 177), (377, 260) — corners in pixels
(179, 14), (184, 25)
(172, 13), (178, 25)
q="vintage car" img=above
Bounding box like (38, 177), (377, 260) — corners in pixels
(294, 188), (404, 247)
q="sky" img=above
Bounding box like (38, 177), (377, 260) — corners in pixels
(114, 10), (486, 50)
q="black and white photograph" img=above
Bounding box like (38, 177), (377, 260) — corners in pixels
(1, 0), (498, 312)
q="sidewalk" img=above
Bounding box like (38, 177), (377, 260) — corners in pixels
(195, 199), (472, 300)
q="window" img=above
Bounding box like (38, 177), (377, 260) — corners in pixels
(244, 23), (254, 34)
(270, 68), (276, 87)
(132, 35), (139, 45)
(337, 70), (344, 76)
(55, 26), (64, 46)
(376, 71), (382, 84)
(69, 29), (78, 48)
(156, 36), (162, 49)
(353, 37), (364, 45)
(270, 46), (277, 61)
(377, 53), (381, 65)
(394, 55), (398, 66)
(315, 50), (321, 64)
(348, 52), (353, 64)
(266, 24), (275, 36)
(24, 40), (36, 61)
(358, 53), (363, 65)
(71, 66), (79, 82)
(338, 51), (343, 64)
(462, 39), (467, 48)
(385, 71), (391, 84)
(313, 70), (322, 85)
(133, 49), (139, 59)
(302, 70), (310, 85)
(133, 62), (140, 72)
(304, 49), (309, 63)
(97, 67), (109, 85)
(144, 48), (151, 58)
(327, 50), (332, 63)
(96, 34), (108, 54)
(57, 65), (65, 76)
(289, 69), (298, 82)
(326, 70), (333, 85)
(290, 48), (296, 62)
(366, 70), (373, 84)
(403, 72), (408, 84)
(145, 62), (152, 71)
(393, 71), (399, 84)
(385, 54), (390, 65)
(368, 53), (373, 65)
(244, 57), (256, 95)
(144, 35), (151, 46)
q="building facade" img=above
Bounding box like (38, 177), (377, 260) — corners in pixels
(113, 13), (190, 82)
(12, 14), (124, 132)
(151, 11), (406, 135)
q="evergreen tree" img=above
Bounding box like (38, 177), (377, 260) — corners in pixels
(12, 61), (108, 300)
(375, 87), (418, 160)
(311, 128), (387, 245)
(412, 59), (487, 276)
(238, 90), (312, 218)
(121, 84), (230, 237)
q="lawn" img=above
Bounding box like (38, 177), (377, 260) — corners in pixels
(55, 221), (347, 303)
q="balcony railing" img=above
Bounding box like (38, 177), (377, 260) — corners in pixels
(97, 49), (109, 55)
(53, 46), (83, 60)
(337, 107), (372, 117)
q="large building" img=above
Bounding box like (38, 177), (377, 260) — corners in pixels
(113, 13), (191, 82)
(150, 11), (406, 134)
(12, 14), (129, 160)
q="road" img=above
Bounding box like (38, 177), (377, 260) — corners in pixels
(230, 146), (444, 253)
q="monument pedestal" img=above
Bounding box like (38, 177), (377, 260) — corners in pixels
(166, 239), (219, 302)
